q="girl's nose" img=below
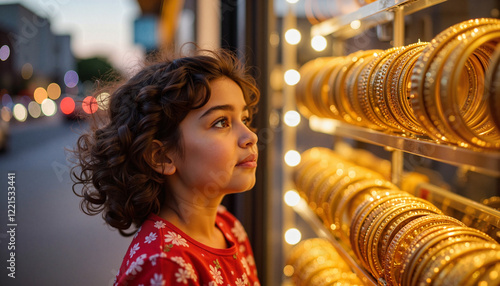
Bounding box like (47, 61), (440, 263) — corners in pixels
(239, 125), (258, 148)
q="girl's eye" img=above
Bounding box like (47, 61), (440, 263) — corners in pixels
(242, 116), (251, 126)
(213, 117), (230, 128)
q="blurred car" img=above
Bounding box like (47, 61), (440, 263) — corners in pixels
(0, 115), (9, 152)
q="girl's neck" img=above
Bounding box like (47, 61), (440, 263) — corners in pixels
(159, 194), (228, 249)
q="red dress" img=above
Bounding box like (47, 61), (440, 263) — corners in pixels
(114, 205), (261, 286)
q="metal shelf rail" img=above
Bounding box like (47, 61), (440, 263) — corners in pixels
(309, 116), (500, 177)
(310, 0), (447, 39)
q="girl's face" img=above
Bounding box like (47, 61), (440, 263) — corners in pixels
(169, 77), (258, 198)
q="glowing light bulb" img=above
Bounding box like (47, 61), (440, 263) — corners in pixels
(285, 29), (301, 45)
(284, 190), (301, 206)
(284, 69), (300, 86)
(311, 35), (327, 51)
(284, 110), (301, 127)
(284, 150), (301, 167)
(284, 228), (302, 245)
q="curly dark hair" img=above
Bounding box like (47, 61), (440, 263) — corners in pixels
(71, 49), (260, 236)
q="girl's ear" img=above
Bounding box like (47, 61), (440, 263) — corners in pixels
(150, 140), (176, 175)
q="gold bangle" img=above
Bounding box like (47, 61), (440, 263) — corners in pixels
(323, 167), (383, 230)
(405, 226), (497, 286)
(358, 47), (401, 130)
(333, 179), (399, 239)
(366, 205), (441, 279)
(410, 19), (500, 143)
(345, 51), (382, 129)
(311, 164), (353, 220)
(353, 195), (417, 264)
(439, 27), (500, 149)
(296, 57), (333, 118)
(474, 261), (500, 286)
(378, 43), (428, 134)
(310, 57), (346, 119)
(416, 238), (498, 285)
(332, 50), (383, 124)
(389, 44), (428, 134)
(349, 193), (412, 261)
(487, 46), (500, 133)
(306, 167), (345, 212)
(405, 234), (487, 286)
(434, 247), (500, 286)
(383, 217), (464, 286)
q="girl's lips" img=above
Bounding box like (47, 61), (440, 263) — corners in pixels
(236, 154), (257, 168)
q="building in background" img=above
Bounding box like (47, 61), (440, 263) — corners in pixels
(0, 3), (75, 97)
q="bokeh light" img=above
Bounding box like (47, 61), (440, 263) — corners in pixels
(350, 20), (361, 30)
(1, 106), (12, 122)
(60, 96), (75, 115)
(47, 83), (61, 100)
(284, 110), (301, 127)
(64, 70), (79, 88)
(284, 190), (301, 207)
(311, 35), (327, 51)
(2, 94), (13, 109)
(284, 228), (302, 245)
(41, 98), (57, 116)
(285, 28), (301, 45)
(96, 92), (110, 110)
(28, 101), (41, 118)
(286, 0), (299, 3)
(284, 150), (301, 167)
(82, 96), (98, 114)
(283, 265), (294, 277)
(0, 45), (10, 61)
(34, 87), (48, 104)
(284, 69), (301, 86)
(13, 103), (28, 122)
(21, 63), (33, 80)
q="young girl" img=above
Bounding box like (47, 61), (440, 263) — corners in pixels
(71, 49), (261, 286)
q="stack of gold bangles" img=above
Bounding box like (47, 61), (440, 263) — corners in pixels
(285, 238), (363, 285)
(292, 147), (500, 285)
(296, 18), (500, 149)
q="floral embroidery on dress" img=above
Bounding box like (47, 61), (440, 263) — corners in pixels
(170, 256), (198, 283)
(150, 273), (165, 286)
(130, 243), (140, 258)
(240, 257), (250, 276)
(134, 226), (142, 239)
(145, 232), (158, 244)
(149, 252), (167, 266)
(165, 231), (189, 247)
(231, 221), (247, 243)
(154, 220), (166, 229)
(246, 255), (255, 266)
(175, 268), (191, 284)
(235, 273), (249, 286)
(125, 254), (147, 276)
(209, 264), (224, 285)
(239, 245), (246, 254)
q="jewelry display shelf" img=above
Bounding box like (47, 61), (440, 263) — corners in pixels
(311, 0), (447, 39)
(292, 198), (378, 286)
(309, 116), (500, 177)
(415, 182), (500, 238)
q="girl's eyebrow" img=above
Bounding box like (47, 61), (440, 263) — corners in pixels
(199, 104), (249, 119)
